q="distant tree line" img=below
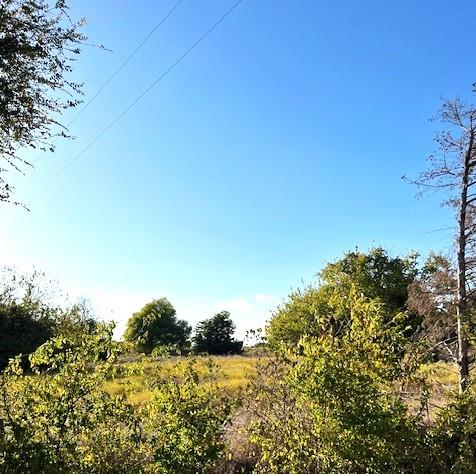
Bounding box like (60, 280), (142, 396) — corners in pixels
(0, 271), (244, 369)
(123, 299), (243, 356)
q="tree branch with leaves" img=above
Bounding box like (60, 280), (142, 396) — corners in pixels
(0, 0), (87, 204)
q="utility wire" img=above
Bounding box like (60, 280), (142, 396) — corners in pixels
(30, 0), (184, 165)
(67, 0), (185, 127)
(30, 0), (243, 203)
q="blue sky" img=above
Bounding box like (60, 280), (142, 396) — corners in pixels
(1, 0), (475, 338)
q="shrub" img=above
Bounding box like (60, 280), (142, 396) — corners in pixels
(0, 324), (144, 473)
(0, 301), (53, 369)
(141, 358), (233, 473)
(0, 329), (233, 473)
(266, 248), (419, 349)
(430, 392), (476, 472)
(247, 292), (427, 473)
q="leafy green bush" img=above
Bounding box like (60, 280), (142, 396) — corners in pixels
(0, 326), (232, 473)
(141, 358), (233, 473)
(248, 292), (427, 473)
(0, 268), (101, 370)
(0, 301), (53, 370)
(430, 392), (476, 473)
(0, 324), (143, 473)
(266, 248), (419, 349)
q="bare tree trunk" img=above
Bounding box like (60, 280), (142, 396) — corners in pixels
(457, 216), (470, 394)
(456, 137), (473, 394)
(408, 98), (476, 394)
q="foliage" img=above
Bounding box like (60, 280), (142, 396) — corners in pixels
(141, 358), (233, 474)
(266, 247), (419, 349)
(430, 391), (476, 472)
(0, 268), (56, 369)
(193, 311), (243, 355)
(2, 264), (476, 472)
(0, 301), (53, 369)
(124, 298), (191, 354)
(0, 311), (474, 473)
(248, 292), (427, 473)
(265, 284), (326, 350)
(0, 324), (145, 473)
(0, 328), (234, 473)
(0, 268), (99, 369)
(0, 0), (87, 204)
(320, 247), (418, 313)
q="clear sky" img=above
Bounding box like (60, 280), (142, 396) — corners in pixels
(1, 0), (475, 338)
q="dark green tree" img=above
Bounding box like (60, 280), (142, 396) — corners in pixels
(266, 247), (419, 348)
(123, 298), (191, 354)
(193, 311), (243, 355)
(0, 268), (56, 369)
(0, 268), (102, 369)
(0, 302), (53, 369)
(0, 0), (86, 204)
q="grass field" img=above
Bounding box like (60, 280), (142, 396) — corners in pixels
(105, 354), (461, 413)
(105, 355), (260, 405)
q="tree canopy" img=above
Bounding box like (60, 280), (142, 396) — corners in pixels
(192, 311), (243, 355)
(0, 268), (99, 369)
(0, 0), (86, 203)
(266, 247), (419, 348)
(123, 298), (191, 354)
(0, 301), (52, 369)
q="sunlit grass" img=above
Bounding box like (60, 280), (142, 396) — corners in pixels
(105, 354), (464, 419)
(105, 355), (259, 405)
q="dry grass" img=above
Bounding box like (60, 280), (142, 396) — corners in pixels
(105, 355), (259, 405)
(106, 355), (462, 422)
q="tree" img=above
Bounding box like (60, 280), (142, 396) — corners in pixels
(0, 267), (56, 369)
(123, 298), (191, 354)
(407, 253), (458, 360)
(0, 301), (53, 369)
(407, 98), (476, 393)
(0, 0), (86, 204)
(250, 293), (425, 473)
(0, 267), (102, 369)
(193, 311), (243, 355)
(266, 247), (419, 349)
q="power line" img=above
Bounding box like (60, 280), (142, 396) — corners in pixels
(66, 0), (185, 127)
(30, 0), (244, 203)
(30, 0), (184, 166)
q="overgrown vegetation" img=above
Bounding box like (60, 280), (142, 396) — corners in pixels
(2, 1), (476, 470)
(0, 268), (99, 370)
(0, 253), (475, 473)
(0, 326), (232, 473)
